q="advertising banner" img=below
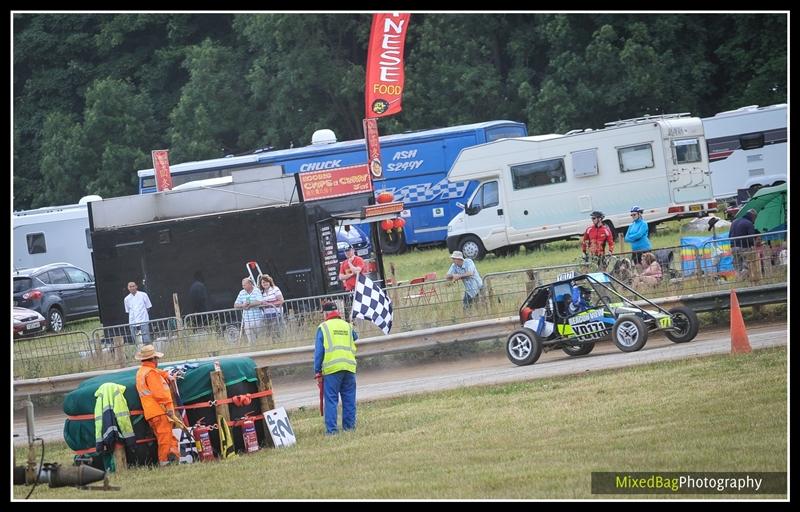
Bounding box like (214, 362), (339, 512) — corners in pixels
(365, 13), (410, 118)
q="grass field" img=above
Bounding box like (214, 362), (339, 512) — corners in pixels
(385, 219), (691, 282)
(15, 346), (786, 500)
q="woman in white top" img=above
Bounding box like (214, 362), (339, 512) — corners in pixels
(258, 274), (285, 329)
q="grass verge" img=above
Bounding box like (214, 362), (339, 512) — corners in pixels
(15, 346), (786, 499)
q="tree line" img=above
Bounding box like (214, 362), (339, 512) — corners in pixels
(13, 13), (787, 210)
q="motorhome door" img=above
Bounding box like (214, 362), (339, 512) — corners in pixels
(665, 135), (713, 204)
(462, 180), (509, 250)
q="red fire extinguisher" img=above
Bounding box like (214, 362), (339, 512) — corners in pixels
(193, 421), (215, 461)
(242, 415), (259, 453)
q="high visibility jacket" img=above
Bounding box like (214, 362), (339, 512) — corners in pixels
(319, 317), (357, 375)
(94, 382), (136, 453)
(135, 361), (174, 420)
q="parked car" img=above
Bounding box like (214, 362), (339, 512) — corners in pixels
(336, 224), (372, 261)
(13, 307), (47, 338)
(13, 262), (99, 333)
(505, 271), (700, 366)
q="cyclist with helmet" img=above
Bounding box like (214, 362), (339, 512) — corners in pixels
(581, 211), (615, 265)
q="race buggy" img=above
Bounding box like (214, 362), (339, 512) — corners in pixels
(505, 271), (700, 366)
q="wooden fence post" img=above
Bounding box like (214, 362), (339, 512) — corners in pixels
(173, 293), (183, 331)
(113, 443), (127, 472)
(112, 336), (126, 368)
(210, 366), (231, 425)
(255, 366), (277, 447)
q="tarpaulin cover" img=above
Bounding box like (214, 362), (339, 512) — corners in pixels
(63, 357), (257, 452)
(680, 232), (735, 278)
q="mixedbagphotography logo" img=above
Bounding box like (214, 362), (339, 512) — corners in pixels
(592, 472), (787, 494)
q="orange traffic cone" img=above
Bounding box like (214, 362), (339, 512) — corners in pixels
(730, 289), (752, 354)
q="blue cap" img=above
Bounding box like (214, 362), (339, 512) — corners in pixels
(630, 206), (644, 213)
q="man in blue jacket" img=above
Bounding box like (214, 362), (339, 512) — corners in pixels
(624, 206), (652, 267)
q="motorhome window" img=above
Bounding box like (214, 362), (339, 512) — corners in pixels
(674, 138), (702, 164)
(64, 267), (92, 283)
(47, 268), (70, 285)
(618, 144), (654, 172)
(740, 133), (765, 151)
(142, 177), (156, 189)
(511, 158), (566, 190)
(472, 181), (499, 209)
(171, 169), (231, 187)
(486, 126), (527, 142)
(85, 228), (93, 249)
(571, 149), (599, 177)
(26, 233), (46, 254)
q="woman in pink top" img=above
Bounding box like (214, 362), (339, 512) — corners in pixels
(632, 252), (662, 288)
(258, 274), (285, 330)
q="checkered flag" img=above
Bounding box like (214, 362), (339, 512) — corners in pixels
(351, 273), (393, 334)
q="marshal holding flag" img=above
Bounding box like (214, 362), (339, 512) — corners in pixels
(351, 273), (393, 335)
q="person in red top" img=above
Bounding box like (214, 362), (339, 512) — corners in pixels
(338, 244), (365, 292)
(581, 211), (615, 259)
(135, 344), (180, 466)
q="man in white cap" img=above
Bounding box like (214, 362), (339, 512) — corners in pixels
(446, 250), (483, 308)
(134, 344), (180, 466)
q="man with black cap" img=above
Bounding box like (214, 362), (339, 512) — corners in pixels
(313, 301), (359, 435)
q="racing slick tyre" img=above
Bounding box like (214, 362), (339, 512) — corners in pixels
(459, 235), (487, 261)
(611, 316), (648, 352)
(664, 306), (700, 343)
(505, 328), (543, 366)
(561, 341), (595, 357)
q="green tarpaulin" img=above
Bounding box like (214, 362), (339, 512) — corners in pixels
(63, 357), (258, 452)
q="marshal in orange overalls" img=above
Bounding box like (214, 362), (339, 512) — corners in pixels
(135, 345), (180, 466)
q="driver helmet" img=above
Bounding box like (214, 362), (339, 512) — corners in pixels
(579, 286), (592, 301)
(590, 211), (605, 220)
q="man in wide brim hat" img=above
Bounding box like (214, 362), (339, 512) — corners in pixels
(134, 344), (164, 360)
(134, 344), (179, 465)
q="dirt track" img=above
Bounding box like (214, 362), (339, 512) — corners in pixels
(13, 322), (786, 445)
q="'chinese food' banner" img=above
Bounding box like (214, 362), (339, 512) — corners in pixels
(365, 13), (411, 119)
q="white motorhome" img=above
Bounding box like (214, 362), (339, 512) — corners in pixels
(702, 103), (787, 201)
(13, 195), (102, 272)
(445, 114), (717, 259)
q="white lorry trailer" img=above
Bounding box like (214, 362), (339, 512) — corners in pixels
(445, 113), (717, 259)
(13, 195), (102, 272)
(702, 103), (787, 202)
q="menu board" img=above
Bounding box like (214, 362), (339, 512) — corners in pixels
(318, 222), (340, 291)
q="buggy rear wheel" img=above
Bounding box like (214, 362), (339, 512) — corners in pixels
(562, 341), (595, 357)
(505, 328), (542, 366)
(612, 316), (648, 352)
(664, 306), (699, 343)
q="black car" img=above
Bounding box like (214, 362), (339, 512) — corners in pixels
(13, 262), (99, 332)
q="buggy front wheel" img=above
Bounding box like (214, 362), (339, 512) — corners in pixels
(505, 328), (543, 366)
(612, 316), (648, 352)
